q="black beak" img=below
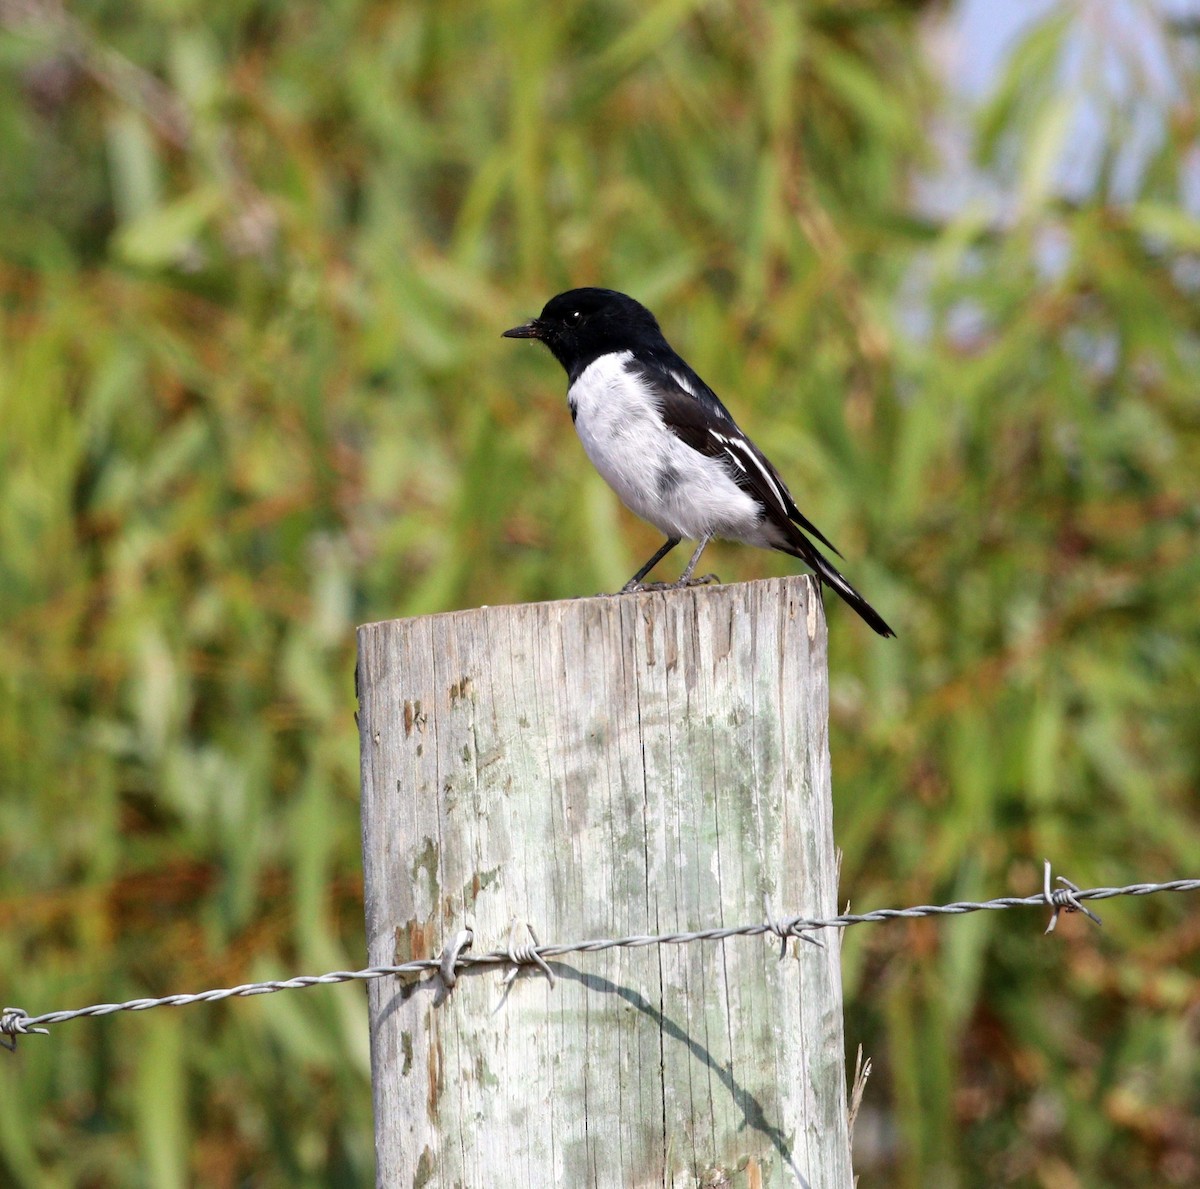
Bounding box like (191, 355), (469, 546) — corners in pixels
(502, 320), (541, 340)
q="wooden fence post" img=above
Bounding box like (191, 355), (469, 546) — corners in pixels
(356, 575), (852, 1188)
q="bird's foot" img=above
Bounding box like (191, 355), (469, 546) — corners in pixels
(619, 573), (720, 594)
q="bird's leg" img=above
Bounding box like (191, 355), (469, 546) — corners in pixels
(671, 536), (719, 587)
(620, 537), (681, 593)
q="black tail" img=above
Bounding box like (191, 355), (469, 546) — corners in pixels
(780, 536), (895, 638)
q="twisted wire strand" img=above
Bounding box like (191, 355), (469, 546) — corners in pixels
(5, 868), (1199, 1049)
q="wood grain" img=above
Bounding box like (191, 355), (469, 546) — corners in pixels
(357, 575), (851, 1188)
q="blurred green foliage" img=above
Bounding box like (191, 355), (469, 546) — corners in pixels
(1, 0), (1198, 1184)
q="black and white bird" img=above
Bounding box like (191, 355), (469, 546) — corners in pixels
(503, 287), (894, 638)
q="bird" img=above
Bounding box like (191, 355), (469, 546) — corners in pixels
(502, 287), (894, 637)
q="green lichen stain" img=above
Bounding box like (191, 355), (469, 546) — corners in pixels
(473, 1053), (500, 1090)
(413, 1146), (435, 1189)
(462, 866), (500, 909)
(400, 1031), (413, 1075)
(412, 836), (439, 898)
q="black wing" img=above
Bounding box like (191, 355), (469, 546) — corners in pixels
(627, 357), (843, 558)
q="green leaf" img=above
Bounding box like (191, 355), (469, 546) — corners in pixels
(1127, 202), (1200, 252)
(112, 186), (224, 269)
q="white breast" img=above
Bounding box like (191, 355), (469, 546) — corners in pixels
(568, 353), (768, 545)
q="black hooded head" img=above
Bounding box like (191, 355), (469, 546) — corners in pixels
(503, 288), (668, 380)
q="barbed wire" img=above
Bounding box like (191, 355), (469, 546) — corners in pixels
(5, 863), (1199, 1051)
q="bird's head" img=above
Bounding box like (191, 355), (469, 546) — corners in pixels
(502, 287), (663, 375)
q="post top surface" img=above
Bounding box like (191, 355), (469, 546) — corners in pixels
(356, 573), (820, 636)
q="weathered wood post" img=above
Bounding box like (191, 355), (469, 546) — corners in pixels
(357, 575), (851, 1188)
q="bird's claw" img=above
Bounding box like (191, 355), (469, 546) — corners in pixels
(619, 573), (721, 594)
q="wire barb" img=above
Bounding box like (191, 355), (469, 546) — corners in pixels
(763, 897), (823, 958)
(1, 1007), (49, 1052)
(438, 929), (474, 990)
(502, 920), (555, 987)
(1043, 860), (1103, 934)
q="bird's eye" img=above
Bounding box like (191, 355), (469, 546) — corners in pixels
(569, 310), (582, 321)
